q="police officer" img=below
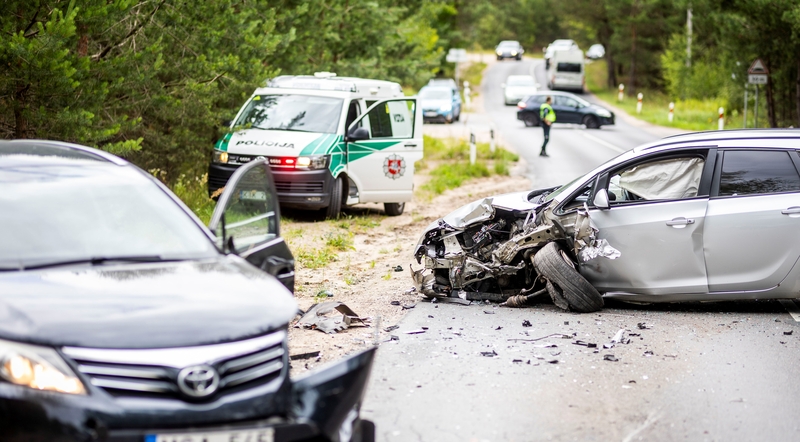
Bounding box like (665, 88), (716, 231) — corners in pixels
(539, 96), (556, 156)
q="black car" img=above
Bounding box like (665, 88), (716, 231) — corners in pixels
(495, 40), (524, 61)
(516, 92), (615, 129)
(0, 140), (375, 442)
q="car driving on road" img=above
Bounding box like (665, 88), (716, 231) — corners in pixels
(420, 84), (461, 123)
(502, 75), (538, 106)
(413, 130), (800, 313)
(517, 91), (614, 128)
(495, 40), (524, 61)
(0, 140), (375, 441)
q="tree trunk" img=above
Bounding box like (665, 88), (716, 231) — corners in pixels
(796, 58), (800, 128)
(13, 82), (28, 139)
(606, 54), (617, 89)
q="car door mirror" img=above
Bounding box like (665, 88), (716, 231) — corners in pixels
(346, 127), (370, 142)
(208, 159), (279, 254)
(593, 188), (611, 210)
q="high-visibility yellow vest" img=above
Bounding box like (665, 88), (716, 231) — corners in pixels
(540, 103), (556, 123)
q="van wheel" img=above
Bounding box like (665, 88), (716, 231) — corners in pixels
(583, 115), (600, 129)
(325, 176), (344, 219)
(533, 242), (603, 313)
(384, 202), (405, 216)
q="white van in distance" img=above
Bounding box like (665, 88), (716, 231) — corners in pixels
(209, 73), (423, 218)
(547, 49), (585, 92)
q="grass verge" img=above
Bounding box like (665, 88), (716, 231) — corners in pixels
(586, 60), (762, 131)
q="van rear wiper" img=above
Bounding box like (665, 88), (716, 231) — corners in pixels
(7, 255), (170, 271)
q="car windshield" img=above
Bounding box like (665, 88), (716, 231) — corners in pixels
(235, 94), (344, 134)
(420, 88), (451, 100)
(507, 77), (536, 86)
(0, 156), (218, 270)
(498, 42), (519, 48)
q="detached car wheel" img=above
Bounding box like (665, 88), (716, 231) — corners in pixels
(533, 242), (604, 312)
(325, 176), (344, 219)
(384, 202), (405, 216)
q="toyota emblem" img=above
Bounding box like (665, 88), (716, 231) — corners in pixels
(177, 365), (220, 398)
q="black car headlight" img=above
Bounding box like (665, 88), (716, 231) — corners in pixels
(295, 155), (329, 170)
(0, 338), (86, 395)
(213, 150), (229, 164)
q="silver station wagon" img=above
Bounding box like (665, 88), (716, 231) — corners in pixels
(413, 130), (800, 312)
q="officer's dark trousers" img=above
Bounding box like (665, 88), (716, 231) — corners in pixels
(541, 123), (551, 153)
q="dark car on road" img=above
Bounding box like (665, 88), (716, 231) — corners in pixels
(517, 91), (615, 129)
(0, 140), (375, 442)
(495, 40), (524, 61)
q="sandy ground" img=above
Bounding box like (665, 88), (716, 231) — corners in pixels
(285, 70), (531, 375)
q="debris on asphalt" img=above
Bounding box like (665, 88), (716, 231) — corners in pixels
(508, 333), (572, 342)
(573, 340), (597, 348)
(404, 287), (417, 295)
(784, 330), (794, 335)
(481, 350), (498, 357)
(495, 326), (503, 330)
(522, 320), (532, 327)
(643, 350), (654, 357)
(402, 303), (416, 310)
(404, 329), (426, 334)
(611, 329), (626, 343)
(295, 301), (368, 334)
(603, 354), (619, 362)
(394, 265), (404, 272)
(290, 351), (321, 361)
(390, 300), (401, 306)
(438, 297), (472, 306)
(384, 325), (399, 332)
(484, 310), (496, 314)
(637, 322), (651, 330)
(388, 335), (399, 341)
(564, 321), (569, 325)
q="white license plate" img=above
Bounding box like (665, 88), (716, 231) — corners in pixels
(424, 111), (439, 117)
(146, 427), (274, 442)
(240, 190), (267, 201)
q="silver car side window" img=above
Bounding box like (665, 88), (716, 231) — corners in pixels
(609, 157), (705, 202)
(719, 150), (800, 196)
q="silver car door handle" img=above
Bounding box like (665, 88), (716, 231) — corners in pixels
(666, 217), (695, 227)
(404, 143), (418, 148)
(781, 206), (800, 215)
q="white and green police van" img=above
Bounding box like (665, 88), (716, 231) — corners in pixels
(209, 73), (423, 218)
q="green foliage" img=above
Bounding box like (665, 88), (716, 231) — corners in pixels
(296, 247), (338, 270)
(169, 173), (217, 225)
(325, 231), (355, 252)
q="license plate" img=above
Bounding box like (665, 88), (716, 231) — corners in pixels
(146, 427), (274, 442)
(240, 190), (267, 201)
(424, 111), (439, 117)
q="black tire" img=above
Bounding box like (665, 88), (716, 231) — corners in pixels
(454, 110), (460, 122)
(533, 242), (603, 313)
(583, 115), (600, 129)
(384, 202), (405, 216)
(523, 115), (539, 127)
(325, 176), (344, 219)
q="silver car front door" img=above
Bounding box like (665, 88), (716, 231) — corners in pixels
(579, 155), (711, 295)
(704, 149), (800, 292)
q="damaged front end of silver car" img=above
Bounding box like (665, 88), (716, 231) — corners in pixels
(412, 191), (619, 312)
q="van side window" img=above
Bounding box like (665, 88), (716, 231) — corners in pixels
(345, 100), (361, 130)
(366, 100), (414, 139)
(718, 150), (800, 196)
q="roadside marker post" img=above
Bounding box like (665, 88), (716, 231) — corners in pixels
(490, 127), (496, 153)
(668, 102), (674, 123)
(469, 131), (476, 165)
(637, 93), (643, 114)
(718, 107), (724, 130)
(618, 84), (625, 102)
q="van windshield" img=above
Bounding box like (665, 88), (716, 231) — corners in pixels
(235, 95), (344, 134)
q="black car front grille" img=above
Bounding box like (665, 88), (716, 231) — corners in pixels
(64, 332), (286, 401)
(274, 180), (324, 194)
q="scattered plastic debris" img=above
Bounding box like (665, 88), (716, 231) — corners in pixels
(290, 351), (321, 361)
(384, 325), (399, 332)
(388, 335), (399, 341)
(573, 340), (597, 348)
(495, 326), (503, 330)
(390, 301), (401, 306)
(484, 310), (496, 314)
(438, 297), (471, 306)
(522, 320), (532, 327)
(402, 303), (416, 310)
(784, 330), (794, 336)
(405, 329), (426, 334)
(295, 301), (368, 334)
(394, 265), (404, 272)
(637, 323), (651, 330)
(508, 333), (571, 342)
(643, 350), (654, 357)
(481, 350), (498, 357)
(603, 354), (619, 362)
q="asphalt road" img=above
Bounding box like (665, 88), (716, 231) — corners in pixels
(361, 59), (800, 442)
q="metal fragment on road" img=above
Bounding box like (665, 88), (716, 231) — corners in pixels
(784, 330), (794, 335)
(508, 333), (572, 342)
(295, 301), (368, 334)
(390, 300), (401, 306)
(522, 320), (532, 327)
(603, 354), (619, 362)
(573, 340), (597, 348)
(384, 325), (399, 332)
(402, 303), (416, 310)
(290, 351), (321, 361)
(404, 329), (426, 334)
(637, 323), (651, 330)
(481, 350), (498, 357)
(394, 265), (404, 272)
(611, 328), (626, 343)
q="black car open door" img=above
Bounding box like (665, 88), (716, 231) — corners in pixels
(208, 159), (295, 292)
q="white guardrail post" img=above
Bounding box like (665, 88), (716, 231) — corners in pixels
(668, 102), (675, 123)
(637, 93), (643, 114)
(718, 107), (725, 130)
(618, 84), (625, 102)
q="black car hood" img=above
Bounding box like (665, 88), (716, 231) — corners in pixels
(0, 257), (297, 348)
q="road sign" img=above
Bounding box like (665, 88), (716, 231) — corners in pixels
(748, 74), (768, 84)
(747, 58), (768, 75)
(446, 48), (468, 63)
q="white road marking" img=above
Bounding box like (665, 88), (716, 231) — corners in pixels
(582, 132), (627, 153)
(779, 299), (800, 322)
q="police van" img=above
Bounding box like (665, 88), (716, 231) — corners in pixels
(209, 72), (423, 218)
